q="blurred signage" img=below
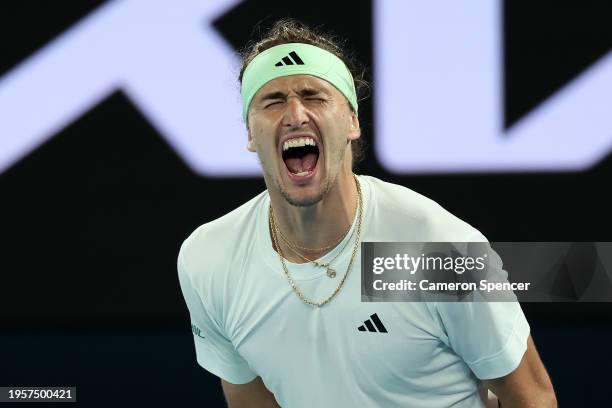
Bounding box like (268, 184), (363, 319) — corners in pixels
(374, 1), (612, 173)
(0, 0), (611, 176)
(0, 0), (259, 176)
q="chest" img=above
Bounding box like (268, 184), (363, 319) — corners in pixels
(228, 267), (451, 392)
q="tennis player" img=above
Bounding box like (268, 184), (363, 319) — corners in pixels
(178, 19), (557, 407)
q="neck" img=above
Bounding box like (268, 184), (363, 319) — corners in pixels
(268, 169), (358, 263)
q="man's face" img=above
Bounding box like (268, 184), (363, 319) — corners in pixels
(247, 75), (360, 207)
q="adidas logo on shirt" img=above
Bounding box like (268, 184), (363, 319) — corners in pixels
(357, 313), (388, 333)
(274, 51), (305, 67)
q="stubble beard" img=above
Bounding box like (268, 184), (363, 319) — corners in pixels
(278, 177), (332, 207)
(261, 143), (346, 208)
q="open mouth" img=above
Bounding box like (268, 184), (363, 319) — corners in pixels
(281, 137), (320, 178)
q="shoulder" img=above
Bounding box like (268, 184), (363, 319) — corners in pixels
(178, 190), (268, 283)
(361, 175), (486, 242)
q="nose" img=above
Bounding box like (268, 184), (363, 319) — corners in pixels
(282, 96), (309, 129)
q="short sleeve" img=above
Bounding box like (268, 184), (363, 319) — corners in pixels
(435, 300), (530, 380)
(432, 235), (530, 380)
(177, 249), (257, 384)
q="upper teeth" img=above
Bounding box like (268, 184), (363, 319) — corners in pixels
(282, 137), (316, 151)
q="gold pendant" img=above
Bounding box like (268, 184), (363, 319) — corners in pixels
(327, 267), (336, 278)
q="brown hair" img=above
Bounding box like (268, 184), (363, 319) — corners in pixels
(239, 18), (369, 167)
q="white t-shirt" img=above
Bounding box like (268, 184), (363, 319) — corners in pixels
(177, 175), (530, 408)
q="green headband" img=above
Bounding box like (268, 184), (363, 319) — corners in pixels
(241, 43), (358, 122)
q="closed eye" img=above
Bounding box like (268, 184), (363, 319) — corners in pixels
(264, 96), (326, 108)
(264, 101), (283, 108)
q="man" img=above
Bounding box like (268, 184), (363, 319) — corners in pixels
(178, 19), (557, 407)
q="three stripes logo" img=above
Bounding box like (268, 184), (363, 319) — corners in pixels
(275, 51), (305, 67)
(358, 313), (388, 333)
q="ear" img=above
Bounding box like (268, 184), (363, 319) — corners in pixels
(246, 126), (257, 152)
(347, 111), (361, 141)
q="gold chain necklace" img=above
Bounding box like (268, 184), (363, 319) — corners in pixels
(269, 175), (363, 307)
(275, 213), (353, 253)
(274, 195), (358, 278)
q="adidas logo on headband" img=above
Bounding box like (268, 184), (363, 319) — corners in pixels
(274, 51), (304, 67)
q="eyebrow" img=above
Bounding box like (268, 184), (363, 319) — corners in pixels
(257, 87), (329, 103)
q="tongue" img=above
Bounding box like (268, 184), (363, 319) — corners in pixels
(285, 152), (318, 174)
